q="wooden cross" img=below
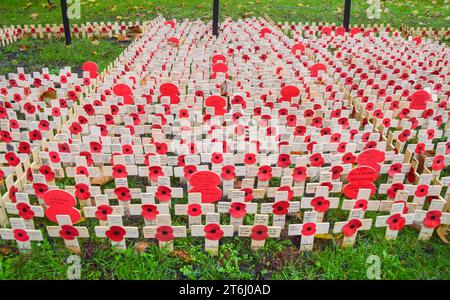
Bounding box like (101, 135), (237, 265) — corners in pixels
(260, 189), (300, 228)
(333, 208), (373, 247)
(94, 214), (138, 250)
(5, 192), (44, 229)
(288, 211), (330, 251)
(341, 188), (380, 217)
(83, 194), (124, 226)
(375, 202), (414, 240)
(46, 214), (89, 253)
(175, 193), (215, 227)
(379, 189), (417, 214)
(129, 192), (169, 226)
(218, 192), (258, 231)
(191, 213), (233, 255)
(301, 186), (339, 221)
(238, 214), (281, 250)
(146, 176), (184, 206)
(0, 218), (43, 252)
(143, 214), (187, 251)
(413, 199), (450, 240)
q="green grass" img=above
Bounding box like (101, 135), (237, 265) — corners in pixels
(1, 223), (449, 279)
(0, 0), (449, 28)
(0, 37), (128, 74)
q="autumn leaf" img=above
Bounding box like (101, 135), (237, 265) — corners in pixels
(19, 44), (28, 52)
(30, 13), (39, 20)
(91, 39), (100, 45)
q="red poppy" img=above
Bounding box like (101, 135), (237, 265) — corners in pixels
(331, 165), (343, 180)
(229, 202), (247, 218)
(250, 225), (269, 241)
(241, 188), (254, 202)
(39, 165), (55, 181)
(292, 166), (307, 182)
(415, 184), (429, 197)
(342, 219), (362, 237)
(112, 164), (128, 178)
(38, 120), (50, 131)
(415, 143), (425, 154)
(301, 222), (317, 236)
(398, 129), (411, 142)
(16, 203), (35, 220)
(272, 200), (290, 215)
(211, 152), (223, 164)
(79, 151), (93, 166)
(311, 196), (330, 212)
(114, 187), (131, 202)
(294, 125), (306, 136)
(59, 225), (79, 240)
(309, 153), (325, 167)
(5, 152), (20, 167)
(155, 186), (172, 202)
(75, 183), (91, 200)
(58, 143), (70, 153)
(386, 213), (406, 231)
(257, 165), (272, 181)
(148, 166), (164, 181)
(155, 225), (174, 242)
(388, 163), (402, 178)
(13, 229), (30, 242)
(47, 151), (60, 163)
(141, 204), (159, 221)
(89, 141), (102, 153)
(277, 154), (291, 168)
(423, 210), (442, 229)
(277, 185), (293, 201)
(183, 165), (197, 180)
(244, 153), (257, 165)
(76, 166), (89, 177)
(154, 142), (168, 155)
(221, 165), (236, 180)
(33, 183), (48, 199)
(9, 186), (18, 203)
(204, 223), (224, 240)
(354, 199), (368, 210)
(95, 205), (113, 221)
(69, 122), (82, 135)
(0, 130), (12, 143)
(187, 203), (202, 217)
(105, 225), (126, 242)
(387, 183), (404, 199)
(431, 155), (445, 171)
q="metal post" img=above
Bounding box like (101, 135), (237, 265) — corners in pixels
(343, 0), (352, 32)
(212, 0), (219, 36)
(61, 0), (72, 46)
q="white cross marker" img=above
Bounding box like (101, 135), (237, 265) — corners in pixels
(288, 211), (330, 251)
(46, 215), (89, 253)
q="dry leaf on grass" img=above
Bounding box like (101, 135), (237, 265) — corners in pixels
(170, 249), (192, 262)
(135, 241), (149, 253)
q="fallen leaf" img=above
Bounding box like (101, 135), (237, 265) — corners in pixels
(135, 241), (149, 253)
(19, 44), (28, 52)
(30, 13), (39, 20)
(170, 249), (192, 262)
(91, 39), (100, 45)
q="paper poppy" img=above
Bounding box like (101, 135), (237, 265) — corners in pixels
(342, 219), (362, 237)
(415, 184), (429, 197)
(155, 186), (172, 202)
(32, 183), (48, 199)
(9, 186), (18, 203)
(244, 153), (257, 165)
(229, 202), (247, 218)
(250, 225), (269, 241)
(301, 222), (317, 236)
(311, 196), (330, 212)
(141, 204), (159, 221)
(398, 129), (411, 142)
(277, 186), (294, 201)
(386, 213), (406, 231)
(95, 205), (113, 221)
(114, 187), (131, 202)
(112, 164), (128, 178)
(187, 203), (202, 217)
(387, 183), (404, 199)
(431, 155), (445, 171)
(354, 199), (368, 210)
(183, 165), (197, 180)
(257, 166), (272, 181)
(241, 188), (254, 202)
(75, 183), (91, 200)
(0, 130), (12, 143)
(309, 153), (325, 167)
(58, 143), (70, 153)
(154, 142), (168, 155)
(105, 225), (126, 242)
(272, 200), (290, 215)
(155, 225), (174, 242)
(79, 151), (93, 166)
(331, 165), (343, 180)
(16, 203), (35, 220)
(69, 122), (82, 135)
(39, 165), (55, 181)
(221, 165), (236, 180)
(292, 166), (307, 182)
(294, 125), (306, 136)
(148, 166), (164, 181)
(59, 225), (79, 240)
(423, 210), (442, 229)
(5, 152), (20, 167)
(204, 224), (224, 240)
(76, 166), (89, 177)
(388, 163), (402, 178)
(415, 143), (425, 154)
(13, 229), (30, 242)
(277, 154), (291, 168)
(89, 141), (102, 153)
(211, 152), (223, 164)
(48, 151), (61, 163)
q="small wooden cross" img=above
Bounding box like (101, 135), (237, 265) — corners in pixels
(0, 218), (43, 252)
(333, 208), (373, 247)
(46, 215), (89, 253)
(413, 199), (450, 240)
(260, 189), (300, 228)
(83, 194), (124, 226)
(301, 186), (339, 221)
(238, 214), (281, 250)
(218, 192), (258, 231)
(143, 214), (187, 251)
(5, 192), (44, 229)
(341, 189), (380, 217)
(129, 192), (169, 226)
(375, 202), (414, 240)
(191, 213), (233, 255)
(288, 211), (330, 251)
(94, 214), (138, 250)
(175, 193), (215, 227)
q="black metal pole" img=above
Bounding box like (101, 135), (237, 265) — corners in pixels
(61, 0), (72, 45)
(212, 0), (219, 36)
(343, 0), (351, 32)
